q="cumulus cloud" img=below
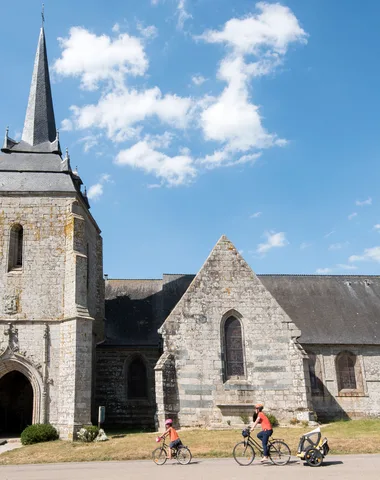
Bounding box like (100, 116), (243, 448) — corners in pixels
(115, 140), (197, 186)
(87, 173), (112, 200)
(69, 87), (193, 142)
(61, 118), (73, 131)
(197, 2), (307, 167)
(356, 197), (372, 206)
(87, 183), (103, 200)
(54, 3), (307, 186)
(256, 231), (288, 254)
(349, 246), (380, 263)
(53, 27), (148, 90)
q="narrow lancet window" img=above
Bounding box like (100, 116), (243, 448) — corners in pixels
(8, 224), (23, 271)
(224, 316), (244, 378)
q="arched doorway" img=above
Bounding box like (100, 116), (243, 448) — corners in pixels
(0, 371), (33, 434)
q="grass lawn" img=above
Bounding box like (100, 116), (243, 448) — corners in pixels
(0, 420), (379, 465)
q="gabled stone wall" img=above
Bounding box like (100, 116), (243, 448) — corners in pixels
(157, 236), (311, 429)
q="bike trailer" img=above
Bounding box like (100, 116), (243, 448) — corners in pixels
(296, 426), (329, 467)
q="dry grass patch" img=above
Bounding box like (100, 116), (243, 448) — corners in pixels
(1, 420), (380, 465)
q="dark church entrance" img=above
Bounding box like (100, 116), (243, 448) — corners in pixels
(0, 371), (33, 435)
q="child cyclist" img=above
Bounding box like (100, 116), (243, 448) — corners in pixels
(251, 403), (273, 463)
(158, 419), (182, 459)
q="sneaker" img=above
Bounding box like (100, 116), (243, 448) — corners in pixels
(260, 457), (269, 463)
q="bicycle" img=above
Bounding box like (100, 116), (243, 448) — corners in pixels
(233, 426), (291, 466)
(152, 437), (192, 465)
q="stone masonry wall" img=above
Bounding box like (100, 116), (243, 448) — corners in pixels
(0, 194), (103, 438)
(96, 347), (160, 429)
(158, 236), (310, 430)
(304, 344), (380, 420)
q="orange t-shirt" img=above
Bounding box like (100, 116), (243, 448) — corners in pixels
(168, 426), (179, 442)
(258, 412), (272, 431)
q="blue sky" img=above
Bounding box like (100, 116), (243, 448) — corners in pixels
(1, 0), (380, 278)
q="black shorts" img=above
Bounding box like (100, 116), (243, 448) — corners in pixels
(169, 439), (182, 449)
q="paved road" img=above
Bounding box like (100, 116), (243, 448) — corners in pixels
(1, 455), (380, 480)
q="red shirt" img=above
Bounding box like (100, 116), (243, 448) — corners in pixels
(258, 412), (272, 431)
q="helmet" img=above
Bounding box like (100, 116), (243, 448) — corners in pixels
(255, 403), (264, 409)
(165, 418), (173, 426)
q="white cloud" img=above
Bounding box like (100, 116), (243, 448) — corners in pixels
(324, 230), (335, 238)
(349, 246), (380, 263)
(328, 242), (349, 251)
(356, 197), (372, 206)
(55, 3), (307, 187)
(61, 118), (73, 131)
(177, 0), (192, 30)
(87, 183), (103, 200)
(192, 75), (206, 86)
(69, 87), (193, 142)
(348, 212), (357, 220)
(54, 27), (148, 90)
(256, 231), (288, 254)
(300, 242), (312, 250)
(316, 267), (333, 274)
(374, 224), (380, 231)
(250, 211), (262, 218)
(78, 134), (101, 153)
(115, 140), (196, 186)
(197, 3), (307, 166)
(87, 173), (112, 200)
(137, 23), (158, 39)
(198, 2), (307, 54)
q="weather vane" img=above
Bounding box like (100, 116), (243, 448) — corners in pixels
(41, 4), (45, 26)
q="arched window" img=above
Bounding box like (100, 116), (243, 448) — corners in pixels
(336, 351), (360, 391)
(8, 224), (23, 271)
(308, 353), (324, 395)
(224, 316), (244, 379)
(127, 357), (148, 399)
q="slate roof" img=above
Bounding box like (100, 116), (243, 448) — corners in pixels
(103, 274), (380, 347)
(102, 275), (195, 346)
(259, 275), (380, 345)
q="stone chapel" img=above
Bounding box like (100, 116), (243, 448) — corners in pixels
(1, 25), (380, 439)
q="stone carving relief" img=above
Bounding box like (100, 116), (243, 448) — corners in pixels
(4, 295), (19, 315)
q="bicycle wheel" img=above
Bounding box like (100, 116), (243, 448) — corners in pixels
(268, 440), (291, 465)
(233, 441), (255, 466)
(305, 447), (323, 467)
(177, 446), (192, 465)
(152, 447), (167, 465)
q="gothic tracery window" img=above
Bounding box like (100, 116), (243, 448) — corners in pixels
(336, 351), (360, 392)
(127, 357), (148, 399)
(224, 316), (244, 379)
(8, 224), (23, 271)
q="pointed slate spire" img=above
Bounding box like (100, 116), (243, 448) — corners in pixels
(21, 26), (57, 147)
